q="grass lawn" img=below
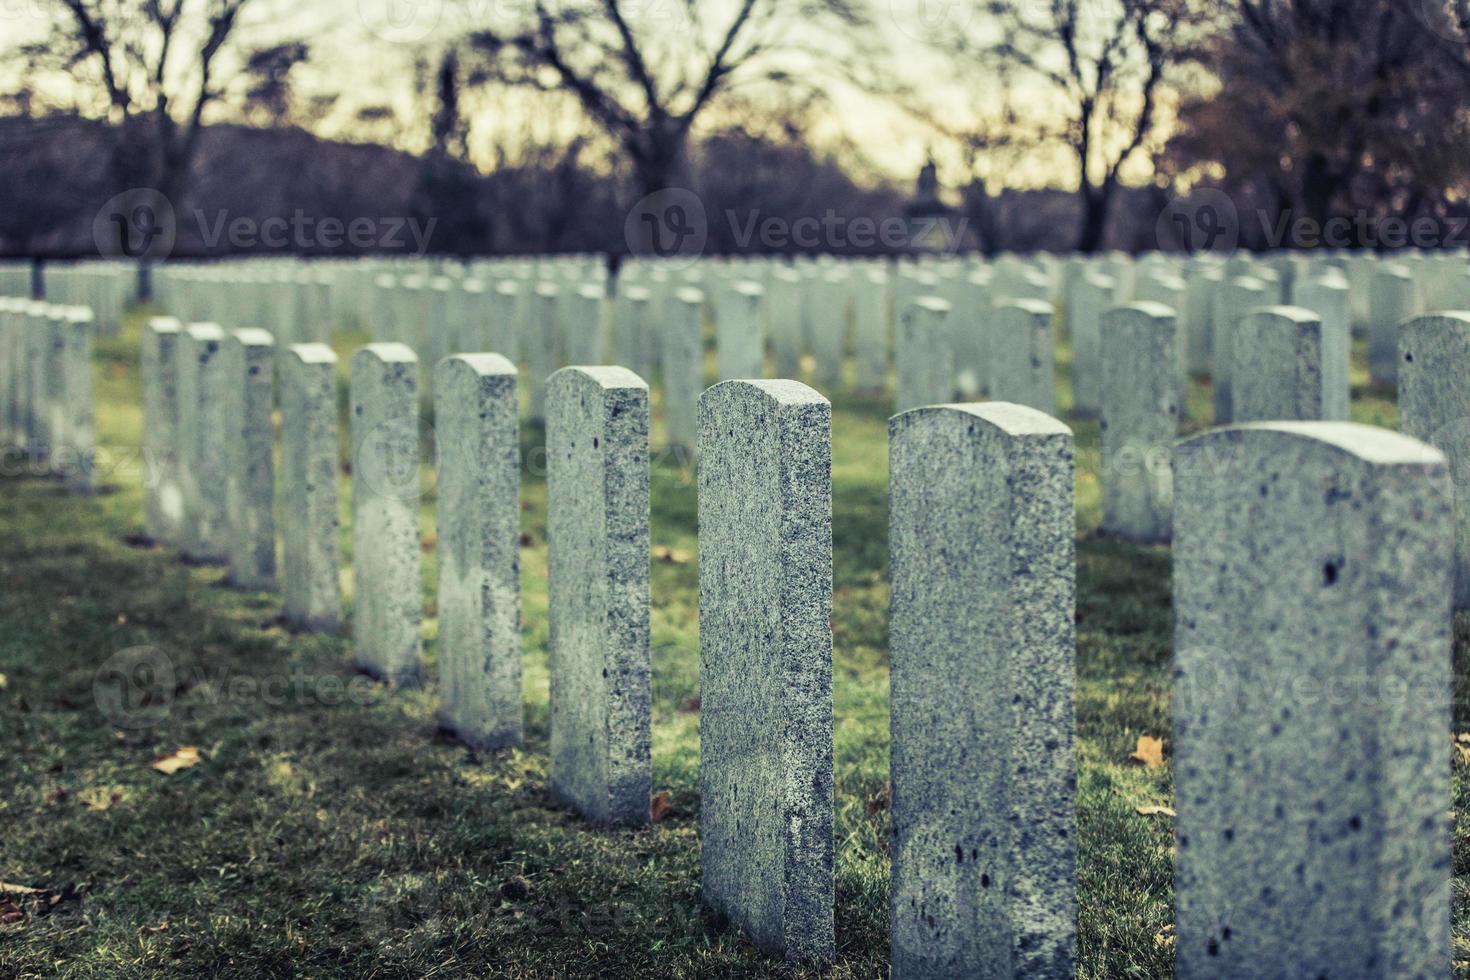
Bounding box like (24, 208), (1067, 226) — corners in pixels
(0, 308), (1465, 978)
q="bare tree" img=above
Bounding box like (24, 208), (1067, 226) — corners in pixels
(1165, 0), (1470, 245)
(466, 0), (867, 208)
(16, 0), (289, 218)
(907, 0), (1211, 252)
(239, 41), (311, 128)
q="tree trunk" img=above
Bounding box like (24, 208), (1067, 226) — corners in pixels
(625, 129), (694, 256)
(963, 178), (1003, 256)
(1076, 184), (1111, 254)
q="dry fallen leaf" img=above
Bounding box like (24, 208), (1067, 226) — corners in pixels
(1154, 923), (1175, 948)
(865, 783), (891, 816)
(151, 746), (202, 775)
(1136, 804), (1176, 817)
(0, 883), (43, 897)
(652, 545), (692, 564)
(0, 673), (8, 690)
(650, 791), (675, 822)
(1128, 735), (1166, 768)
(0, 901), (23, 924)
(676, 695), (701, 714)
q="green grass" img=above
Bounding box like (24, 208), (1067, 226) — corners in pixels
(0, 311), (1462, 977)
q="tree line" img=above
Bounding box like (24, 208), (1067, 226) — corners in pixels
(3, 0), (1469, 257)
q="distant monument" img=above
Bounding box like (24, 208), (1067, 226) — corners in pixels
(904, 154), (957, 252)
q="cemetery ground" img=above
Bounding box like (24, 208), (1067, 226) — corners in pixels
(0, 309), (1466, 979)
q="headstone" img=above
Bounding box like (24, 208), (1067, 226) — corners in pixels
(1183, 265), (1222, 376)
(546, 365), (650, 823)
(895, 297), (952, 413)
(1069, 273), (1113, 416)
(1231, 305), (1348, 422)
(143, 317), (185, 543)
(989, 299), (1056, 414)
(662, 287), (704, 452)
(852, 266), (890, 392)
(716, 280), (764, 380)
(221, 328), (276, 588)
(23, 302), (49, 457)
(565, 282), (605, 366)
(350, 343), (423, 685)
(1101, 303), (1179, 542)
(1173, 422), (1451, 978)
(41, 306), (67, 471)
(888, 401), (1076, 978)
(809, 269), (849, 389)
(1399, 312), (1470, 609)
(61, 307), (96, 492)
(426, 276), (454, 369)
(281, 343), (343, 631)
(435, 353), (523, 749)
(769, 268), (805, 378)
(177, 323), (230, 562)
(1133, 271), (1184, 312)
(614, 284), (654, 380)
(1211, 275), (1267, 423)
(453, 278), (487, 354)
(1293, 273), (1350, 351)
(941, 271), (986, 399)
(492, 279), (522, 363)
(1369, 265), (1417, 386)
(527, 282), (560, 424)
(0, 299), (20, 449)
(698, 379), (833, 962)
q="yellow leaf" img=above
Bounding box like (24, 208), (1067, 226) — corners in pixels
(0, 882), (43, 897)
(650, 791), (675, 822)
(652, 546), (692, 564)
(151, 746), (202, 775)
(0, 673), (8, 690)
(1128, 735), (1166, 768)
(1136, 804), (1176, 817)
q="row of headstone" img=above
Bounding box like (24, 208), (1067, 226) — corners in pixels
(0, 260), (32, 301)
(132, 245), (1463, 442)
(0, 264), (1407, 973)
(0, 297), (97, 492)
(40, 262), (132, 335)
